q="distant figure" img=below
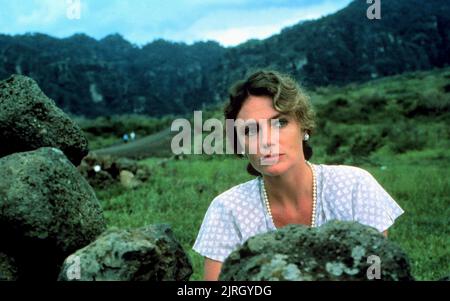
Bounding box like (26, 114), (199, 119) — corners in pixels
(122, 133), (129, 143)
(130, 131), (136, 141)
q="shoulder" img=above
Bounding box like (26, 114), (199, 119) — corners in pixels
(209, 178), (260, 211)
(316, 163), (404, 232)
(318, 164), (374, 186)
(319, 163), (371, 176)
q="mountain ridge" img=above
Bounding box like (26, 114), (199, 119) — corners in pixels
(0, 0), (448, 117)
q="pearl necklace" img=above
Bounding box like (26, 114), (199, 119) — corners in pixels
(260, 160), (317, 228)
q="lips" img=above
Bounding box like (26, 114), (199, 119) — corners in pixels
(263, 154), (283, 159)
(260, 154), (284, 165)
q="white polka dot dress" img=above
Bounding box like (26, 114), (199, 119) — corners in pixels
(193, 164), (404, 262)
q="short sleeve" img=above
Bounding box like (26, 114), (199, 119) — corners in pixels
(353, 170), (404, 232)
(193, 197), (242, 262)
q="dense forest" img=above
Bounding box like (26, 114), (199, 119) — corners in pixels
(0, 0), (449, 117)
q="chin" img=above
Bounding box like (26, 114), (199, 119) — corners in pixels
(258, 162), (289, 176)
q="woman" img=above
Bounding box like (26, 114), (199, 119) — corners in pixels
(193, 70), (404, 281)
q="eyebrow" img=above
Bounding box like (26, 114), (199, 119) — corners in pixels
(239, 113), (286, 128)
(239, 113), (286, 127)
(268, 113), (283, 120)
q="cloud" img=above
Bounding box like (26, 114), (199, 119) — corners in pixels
(0, 0), (81, 36)
(0, 0), (352, 46)
(201, 26), (280, 47)
(165, 1), (352, 46)
(16, 0), (66, 27)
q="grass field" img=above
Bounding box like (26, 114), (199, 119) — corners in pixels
(95, 147), (450, 281)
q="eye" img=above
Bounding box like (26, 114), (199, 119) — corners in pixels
(273, 118), (288, 128)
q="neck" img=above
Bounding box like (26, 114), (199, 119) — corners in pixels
(262, 159), (313, 207)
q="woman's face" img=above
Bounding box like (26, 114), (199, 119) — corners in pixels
(236, 95), (306, 176)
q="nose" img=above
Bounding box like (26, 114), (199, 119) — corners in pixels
(258, 122), (268, 146)
(260, 122), (278, 152)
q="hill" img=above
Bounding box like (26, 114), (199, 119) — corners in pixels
(0, 0), (449, 117)
(85, 67), (450, 164)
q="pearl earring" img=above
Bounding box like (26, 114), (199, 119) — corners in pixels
(303, 133), (310, 141)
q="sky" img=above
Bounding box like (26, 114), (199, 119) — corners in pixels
(0, 0), (353, 47)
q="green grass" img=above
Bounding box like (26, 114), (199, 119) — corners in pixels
(86, 135), (121, 150)
(364, 163), (449, 280)
(95, 150), (449, 281)
(95, 156), (253, 280)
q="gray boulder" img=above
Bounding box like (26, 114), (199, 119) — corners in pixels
(0, 253), (18, 281)
(220, 221), (413, 281)
(58, 225), (193, 281)
(0, 147), (106, 280)
(0, 75), (89, 166)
